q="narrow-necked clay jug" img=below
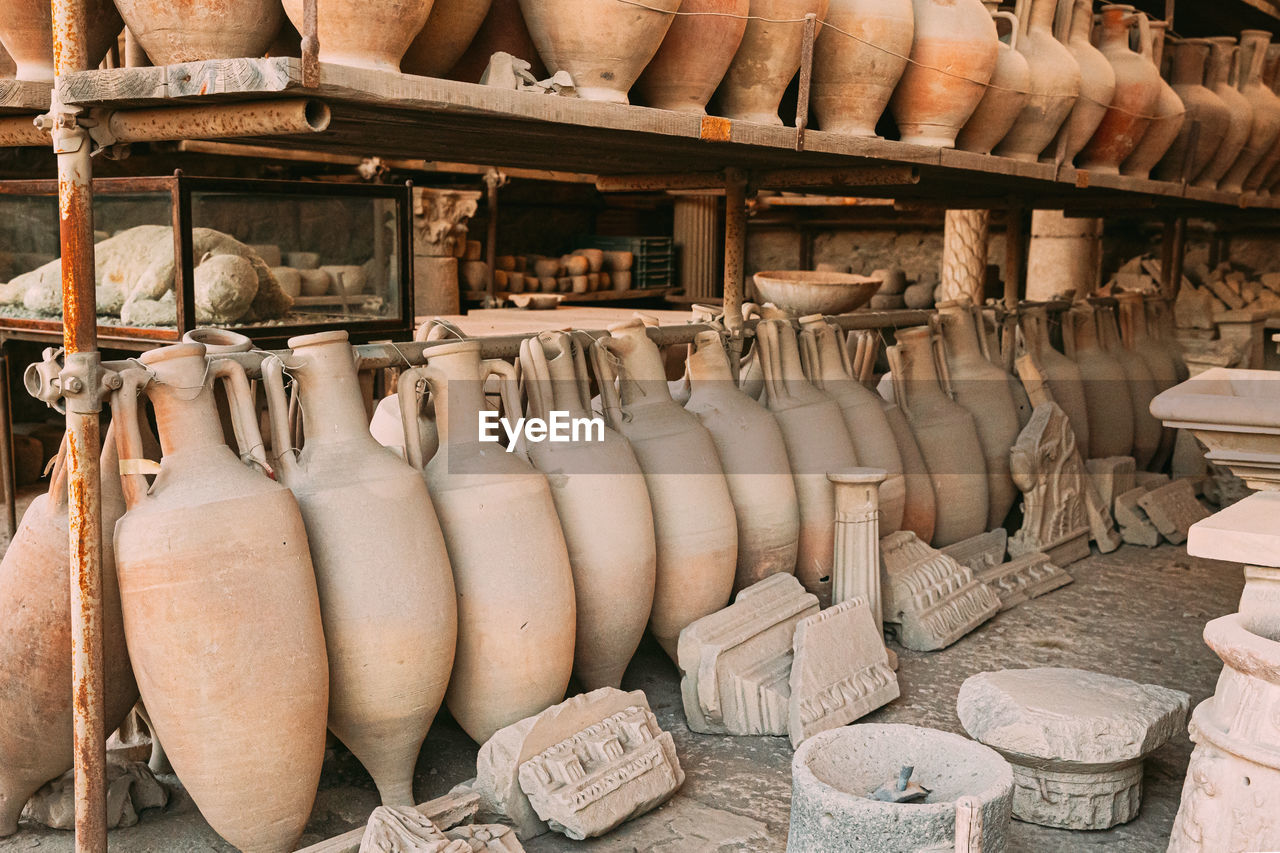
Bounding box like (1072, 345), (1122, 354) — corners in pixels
(403, 0), (495, 77)
(1194, 37), (1255, 188)
(887, 326), (988, 547)
(1244, 46), (1280, 190)
(116, 0), (282, 65)
(1221, 31), (1280, 193)
(1154, 39), (1228, 182)
(635, 0), (749, 115)
(1146, 296), (1188, 382)
(518, 0), (681, 103)
(810, 0), (914, 137)
(993, 0), (1081, 162)
(1117, 291), (1178, 392)
(0, 428), (138, 837)
(1067, 303), (1134, 459)
(593, 319), (736, 659)
(1019, 304), (1091, 455)
(1096, 302), (1160, 468)
(261, 331), (456, 807)
(715, 0), (830, 124)
(1076, 6), (1160, 173)
(956, 2), (1030, 155)
(111, 344), (328, 853)
(880, 396), (937, 544)
(685, 330), (800, 593)
(754, 319), (859, 605)
(517, 331), (655, 690)
(399, 341), (575, 742)
(936, 302), (1019, 528)
(1059, 0), (1116, 164)
(0, 0), (120, 80)
(1120, 21), (1185, 179)
(798, 316), (906, 534)
(447, 0), (546, 82)
(283, 0), (433, 71)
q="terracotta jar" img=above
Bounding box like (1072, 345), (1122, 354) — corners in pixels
(447, 0), (546, 82)
(887, 325), (988, 547)
(1076, 6), (1160, 173)
(1153, 39), (1228, 183)
(403, 0), (494, 77)
(956, 2), (1029, 155)
(1194, 37), (1255, 188)
(117, 0), (283, 65)
(1146, 297), (1188, 382)
(1120, 21), (1185, 179)
(798, 316), (906, 534)
(1020, 304), (1091, 456)
(1117, 291), (1178, 392)
(1096, 303), (1160, 468)
(1059, 0), (1116, 164)
(517, 331), (656, 690)
(1221, 31), (1280, 193)
(594, 319), (737, 658)
(754, 319), (859, 605)
(260, 331), (455, 807)
(1243, 46), (1280, 191)
(635, 0), (748, 115)
(1068, 303), (1134, 459)
(936, 302), (1019, 528)
(0, 0), (120, 80)
(0, 430), (137, 837)
(282, 0), (432, 71)
(715, 0), (830, 125)
(810, 0), (914, 137)
(992, 0), (1081, 162)
(111, 344), (328, 853)
(880, 397), (937, 544)
(518, 0), (680, 103)
(399, 341), (574, 743)
(685, 330), (801, 593)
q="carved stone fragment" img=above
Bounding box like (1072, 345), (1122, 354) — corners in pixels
(941, 529), (1008, 576)
(1115, 486), (1161, 547)
(1084, 456), (1137, 512)
(444, 825), (524, 852)
(880, 530), (1000, 652)
(412, 188), (480, 258)
(359, 807), (470, 853)
(788, 596), (899, 747)
(676, 574), (819, 736)
(1137, 478), (1211, 545)
(974, 552), (1072, 611)
(1008, 403), (1092, 565)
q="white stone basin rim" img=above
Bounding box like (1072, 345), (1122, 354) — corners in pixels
(1151, 368), (1280, 434)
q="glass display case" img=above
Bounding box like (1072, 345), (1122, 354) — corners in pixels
(0, 174), (413, 346)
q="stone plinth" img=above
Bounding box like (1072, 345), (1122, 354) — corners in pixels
(829, 467), (887, 629)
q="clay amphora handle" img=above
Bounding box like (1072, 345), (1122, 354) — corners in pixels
(885, 343), (909, 410)
(754, 320), (787, 407)
(109, 367), (156, 510)
(397, 365), (447, 471)
(995, 9), (1020, 50)
(797, 323), (824, 388)
(481, 359), (522, 428)
(1133, 10), (1151, 61)
(518, 337), (552, 423)
(260, 355), (303, 486)
(588, 336), (625, 432)
(929, 316), (955, 398)
(567, 332), (595, 414)
(210, 358), (272, 476)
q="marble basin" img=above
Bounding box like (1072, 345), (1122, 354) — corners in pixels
(752, 270), (882, 317)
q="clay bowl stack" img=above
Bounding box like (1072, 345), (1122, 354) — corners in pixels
(752, 270), (884, 316)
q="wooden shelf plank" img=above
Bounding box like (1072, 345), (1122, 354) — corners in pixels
(0, 79), (50, 115)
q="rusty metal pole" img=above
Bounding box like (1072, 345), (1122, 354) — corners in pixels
(722, 168), (748, 383)
(483, 168), (505, 308)
(0, 352), (15, 538)
(1003, 203), (1026, 310)
(51, 0), (108, 848)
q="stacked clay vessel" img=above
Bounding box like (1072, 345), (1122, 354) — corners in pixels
(992, 0), (1081, 162)
(1077, 6), (1161, 173)
(403, 0), (496, 77)
(1221, 31), (1280, 193)
(1068, 303), (1134, 459)
(1, 0), (120, 79)
(1120, 21), (1184, 179)
(956, 1), (1029, 155)
(716, 0), (831, 125)
(810, 0), (914, 137)
(1196, 37), (1255, 188)
(1155, 39), (1229, 183)
(1059, 0), (1116, 164)
(283, 0), (433, 71)
(635, 0), (749, 115)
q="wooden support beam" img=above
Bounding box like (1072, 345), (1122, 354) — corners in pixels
(1004, 202), (1027, 309)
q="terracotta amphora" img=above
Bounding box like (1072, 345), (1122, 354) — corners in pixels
(399, 341), (575, 743)
(518, 0), (681, 103)
(1146, 297), (1188, 382)
(753, 319), (859, 605)
(1068, 303), (1134, 459)
(889, 0), (998, 147)
(447, 0), (546, 82)
(1076, 6), (1160, 173)
(0, 428), (137, 837)
(517, 331), (655, 690)
(936, 302), (1019, 528)
(111, 343), (328, 853)
(956, 2), (1029, 155)
(1194, 37), (1255, 188)
(115, 0), (283, 65)
(715, 0), (830, 125)
(282, 0), (433, 71)
(0, 0), (120, 80)
(403, 0), (495, 77)
(992, 0), (1081, 162)
(1120, 21), (1184, 179)
(635, 0), (748, 115)
(1243, 46), (1280, 191)
(1153, 39), (1228, 183)
(1020, 304), (1091, 456)
(592, 319), (737, 659)
(260, 331), (456, 807)
(1096, 302), (1160, 468)
(886, 326), (988, 547)
(1221, 31), (1280, 193)
(810, 0), (914, 137)
(798, 316), (905, 534)
(881, 397), (937, 543)
(1059, 0), (1116, 164)
(1117, 291), (1178, 392)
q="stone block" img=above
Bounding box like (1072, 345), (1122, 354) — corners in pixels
(975, 552), (1072, 611)
(446, 825), (524, 851)
(1115, 487), (1161, 547)
(940, 529), (1008, 576)
(957, 668), (1189, 830)
(880, 531), (1000, 652)
(1134, 471), (1171, 491)
(1085, 456), (1137, 512)
(676, 574), (819, 736)
(788, 597), (899, 747)
(1138, 479), (1211, 546)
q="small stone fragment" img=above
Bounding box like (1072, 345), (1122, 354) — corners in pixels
(444, 824), (525, 851)
(975, 552), (1072, 611)
(880, 530), (1000, 652)
(1085, 456), (1137, 512)
(1115, 487), (1161, 547)
(23, 756), (168, 831)
(1137, 479), (1211, 545)
(359, 807), (469, 853)
(940, 529), (1008, 576)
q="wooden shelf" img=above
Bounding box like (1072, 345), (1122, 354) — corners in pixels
(0, 79), (50, 115)
(56, 58), (1280, 211)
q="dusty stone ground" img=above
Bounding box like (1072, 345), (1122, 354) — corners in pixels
(0, 478), (1241, 852)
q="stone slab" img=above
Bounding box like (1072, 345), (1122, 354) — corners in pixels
(787, 596), (899, 747)
(1187, 490), (1280, 567)
(1115, 487), (1161, 548)
(880, 531), (1000, 652)
(1085, 456), (1137, 512)
(941, 529), (1009, 576)
(1137, 479), (1211, 546)
(975, 552), (1073, 611)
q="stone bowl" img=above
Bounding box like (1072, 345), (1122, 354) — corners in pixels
(788, 723), (1013, 853)
(752, 270), (883, 317)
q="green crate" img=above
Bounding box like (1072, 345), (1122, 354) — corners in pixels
(576, 236), (675, 289)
